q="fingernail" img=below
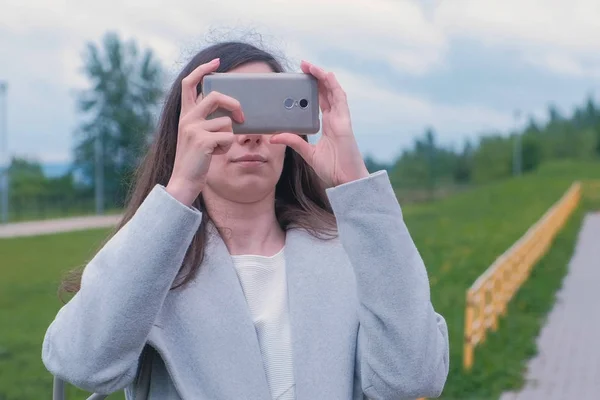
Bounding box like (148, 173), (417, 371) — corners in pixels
(212, 58), (220, 64)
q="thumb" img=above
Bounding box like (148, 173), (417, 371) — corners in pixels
(270, 133), (315, 164)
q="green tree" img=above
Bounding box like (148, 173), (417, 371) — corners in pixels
(364, 155), (392, 173)
(596, 124), (600, 157)
(524, 115), (542, 135)
(417, 127), (437, 192)
(389, 128), (460, 191)
(472, 134), (513, 183)
(548, 104), (563, 123)
(73, 31), (164, 207)
(520, 134), (542, 172)
(7, 157), (47, 199)
(454, 138), (474, 183)
(390, 130), (433, 189)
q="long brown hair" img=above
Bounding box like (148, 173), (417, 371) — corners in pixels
(60, 41), (337, 297)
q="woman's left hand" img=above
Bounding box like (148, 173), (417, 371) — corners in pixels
(270, 61), (369, 187)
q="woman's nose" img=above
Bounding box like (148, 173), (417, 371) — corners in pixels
(237, 134), (262, 145)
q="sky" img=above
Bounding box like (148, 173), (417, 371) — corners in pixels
(1, 0), (599, 166)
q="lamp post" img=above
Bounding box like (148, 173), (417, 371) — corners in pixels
(0, 81), (8, 223)
(95, 131), (104, 215)
(513, 109), (522, 177)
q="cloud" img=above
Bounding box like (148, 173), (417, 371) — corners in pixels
(328, 67), (513, 161)
(0, 0), (449, 163)
(524, 53), (600, 79)
(1, 0), (448, 77)
(0, 0), (596, 164)
(436, 0), (600, 77)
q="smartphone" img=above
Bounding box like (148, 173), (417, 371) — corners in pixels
(201, 73), (320, 134)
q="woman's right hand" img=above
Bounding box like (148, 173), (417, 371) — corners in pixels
(166, 58), (244, 207)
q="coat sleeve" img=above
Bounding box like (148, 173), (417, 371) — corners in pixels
(326, 171), (449, 400)
(41, 184), (202, 394)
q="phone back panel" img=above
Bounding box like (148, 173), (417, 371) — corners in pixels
(201, 73), (320, 134)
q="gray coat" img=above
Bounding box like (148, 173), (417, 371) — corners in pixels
(42, 171), (449, 400)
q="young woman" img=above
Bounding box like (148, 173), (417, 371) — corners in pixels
(42, 42), (449, 400)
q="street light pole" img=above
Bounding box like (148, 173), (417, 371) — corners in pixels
(95, 132), (104, 215)
(513, 109), (522, 177)
(0, 81), (8, 223)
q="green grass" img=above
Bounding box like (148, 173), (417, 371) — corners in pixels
(445, 197), (591, 399)
(403, 160), (600, 399)
(0, 228), (123, 400)
(0, 159), (599, 400)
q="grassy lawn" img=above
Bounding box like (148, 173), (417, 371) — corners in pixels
(407, 160), (600, 399)
(0, 159), (598, 400)
(0, 228), (123, 400)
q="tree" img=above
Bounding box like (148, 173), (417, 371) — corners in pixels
(520, 135), (542, 172)
(424, 127), (437, 192)
(73, 32), (164, 208)
(454, 138), (474, 183)
(7, 157), (47, 199)
(597, 126), (600, 157)
(548, 104), (563, 123)
(584, 94), (598, 126)
(364, 155), (392, 173)
(471, 134), (513, 182)
(524, 115), (541, 135)
(389, 127), (462, 194)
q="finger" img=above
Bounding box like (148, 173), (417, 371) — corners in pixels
(201, 116), (233, 133)
(301, 60), (330, 110)
(301, 60), (328, 81)
(316, 80), (331, 111)
(181, 58), (220, 115)
(300, 60), (312, 75)
(302, 61), (343, 98)
(321, 70), (348, 111)
(309, 66), (338, 109)
(305, 61), (348, 113)
(270, 133), (314, 164)
(195, 91), (245, 123)
(205, 131), (235, 155)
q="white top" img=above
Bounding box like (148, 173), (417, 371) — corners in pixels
(231, 248), (296, 400)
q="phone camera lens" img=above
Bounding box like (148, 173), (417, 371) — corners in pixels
(284, 98), (295, 109)
(299, 99), (309, 109)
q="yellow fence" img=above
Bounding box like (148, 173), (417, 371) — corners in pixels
(463, 181), (581, 371)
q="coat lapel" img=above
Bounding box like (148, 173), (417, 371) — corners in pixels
(149, 224), (272, 400)
(285, 229), (359, 399)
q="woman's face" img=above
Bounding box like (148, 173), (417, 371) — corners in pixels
(203, 62), (287, 204)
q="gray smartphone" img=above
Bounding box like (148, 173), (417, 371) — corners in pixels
(201, 73), (320, 134)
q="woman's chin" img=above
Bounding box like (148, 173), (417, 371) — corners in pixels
(227, 177), (277, 203)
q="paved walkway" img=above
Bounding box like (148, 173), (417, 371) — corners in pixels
(501, 212), (600, 400)
(0, 214), (122, 238)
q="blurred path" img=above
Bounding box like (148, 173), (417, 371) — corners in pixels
(501, 212), (600, 400)
(0, 214), (122, 238)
